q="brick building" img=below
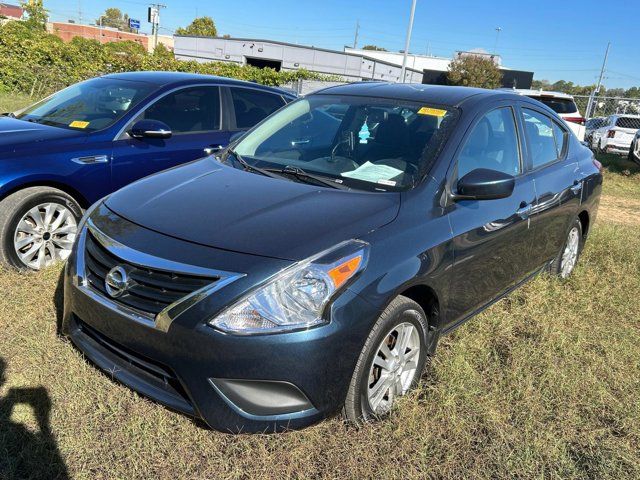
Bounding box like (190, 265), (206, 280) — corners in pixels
(48, 22), (149, 50)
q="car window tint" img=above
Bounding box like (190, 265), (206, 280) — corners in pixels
(522, 108), (559, 169)
(231, 88), (285, 129)
(529, 96), (578, 114)
(457, 107), (520, 179)
(142, 86), (220, 133)
(551, 121), (567, 158)
(615, 117), (640, 129)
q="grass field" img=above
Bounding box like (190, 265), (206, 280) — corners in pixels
(0, 94), (639, 479)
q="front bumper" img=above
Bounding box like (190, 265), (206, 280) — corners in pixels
(62, 210), (378, 433)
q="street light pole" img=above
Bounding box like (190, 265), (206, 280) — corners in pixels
(493, 27), (502, 54)
(400, 0), (417, 83)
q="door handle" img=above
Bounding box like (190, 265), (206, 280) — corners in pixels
(516, 202), (532, 219)
(570, 181), (582, 194)
(203, 145), (224, 155)
(291, 139), (310, 145)
(71, 154), (110, 164)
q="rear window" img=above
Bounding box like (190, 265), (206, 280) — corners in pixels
(529, 96), (578, 115)
(615, 117), (640, 129)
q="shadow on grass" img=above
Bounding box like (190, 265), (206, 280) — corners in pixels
(596, 152), (640, 176)
(0, 358), (70, 480)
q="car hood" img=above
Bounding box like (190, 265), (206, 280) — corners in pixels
(105, 158), (401, 261)
(0, 117), (86, 154)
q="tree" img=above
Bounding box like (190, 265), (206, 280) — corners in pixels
(175, 17), (217, 37)
(447, 55), (502, 89)
(97, 8), (135, 32)
(362, 44), (386, 51)
(21, 0), (48, 29)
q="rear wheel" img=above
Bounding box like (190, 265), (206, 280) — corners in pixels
(343, 296), (430, 425)
(0, 187), (82, 270)
(547, 217), (583, 278)
(629, 140), (640, 165)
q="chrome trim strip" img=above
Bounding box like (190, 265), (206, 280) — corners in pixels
(78, 220), (244, 332)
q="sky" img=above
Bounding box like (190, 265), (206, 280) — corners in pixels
(41, 0), (640, 89)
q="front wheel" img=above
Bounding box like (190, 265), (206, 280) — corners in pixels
(548, 218), (584, 278)
(343, 296), (430, 425)
(0, 187), (82, 270)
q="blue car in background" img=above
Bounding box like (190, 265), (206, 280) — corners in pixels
(0, 72), (294, 270)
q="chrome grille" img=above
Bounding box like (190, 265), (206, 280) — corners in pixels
(84, 230), (219, 316)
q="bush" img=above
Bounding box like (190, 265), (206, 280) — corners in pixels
(447, 54), (503, 89)
(0, 21), (328, 96)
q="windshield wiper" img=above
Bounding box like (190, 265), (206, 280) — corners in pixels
(265, 165), (349, 190)
(227, 149), (284, 179)
(1, 112), (15, 118)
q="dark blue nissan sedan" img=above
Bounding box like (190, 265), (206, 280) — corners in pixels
(62, 82), (602, 433)
(0, 72), (294, 270)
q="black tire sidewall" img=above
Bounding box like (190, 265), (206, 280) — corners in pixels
(354, 299), (429, 422)
(2, 191), (82, 269)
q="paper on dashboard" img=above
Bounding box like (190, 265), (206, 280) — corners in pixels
(340, 161), (403, 185)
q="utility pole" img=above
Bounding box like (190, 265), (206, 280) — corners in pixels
(586, 42), (610, 119)
(149, 3), (166, 50)
(353, 20), (359, 49)
(400, 0), (417, 83)
(78, 0), (82, 24)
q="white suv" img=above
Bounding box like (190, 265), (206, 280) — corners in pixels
(590, 114), (640, 155)
(507, 89), (585, 140)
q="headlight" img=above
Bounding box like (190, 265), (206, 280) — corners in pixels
(209, 240), (369, 335)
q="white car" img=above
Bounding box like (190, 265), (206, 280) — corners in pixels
(590, 114), (640, 155)
(507, 89), (585, 140)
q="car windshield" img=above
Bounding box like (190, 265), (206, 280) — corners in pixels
(15, 78), (156, 132)
(230, 94), (458, 191)
(529, 96), (578, 114)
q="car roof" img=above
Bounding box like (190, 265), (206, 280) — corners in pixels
(99, 71), (295, 97)
(312, 82), (513, 107)
(506, 88), (575, 100)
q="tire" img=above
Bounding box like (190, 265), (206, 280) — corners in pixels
(0, 187), (83, 270)
(629, 140), (640, 165)
(343, 295), (430, 425)
(547, 217), (584, 279)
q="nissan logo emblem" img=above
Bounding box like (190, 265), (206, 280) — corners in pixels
(105, 266), (130, 298)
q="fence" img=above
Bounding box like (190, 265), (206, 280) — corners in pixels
(574, 95), (640, 119)
(282, 79), (346, 96)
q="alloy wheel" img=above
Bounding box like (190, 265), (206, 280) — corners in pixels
(367, 321), (421, 415)
(560, 226), (580, 278)
(13, 202), (78, 270)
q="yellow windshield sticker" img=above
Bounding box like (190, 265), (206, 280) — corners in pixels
(69, 120), (90, 128)
(418, 107), (447, 117)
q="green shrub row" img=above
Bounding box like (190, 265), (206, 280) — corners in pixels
(0, 21), (327, 97)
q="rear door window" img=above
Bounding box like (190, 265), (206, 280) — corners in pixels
(230, 88), (286, 129)
(551, 121), (567, 158)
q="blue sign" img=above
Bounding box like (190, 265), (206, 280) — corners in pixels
(129, 18), (141, 30)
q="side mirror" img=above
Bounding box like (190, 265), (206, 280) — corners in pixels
(129, 119), (172, 139)
(454, 168), (515, 200)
